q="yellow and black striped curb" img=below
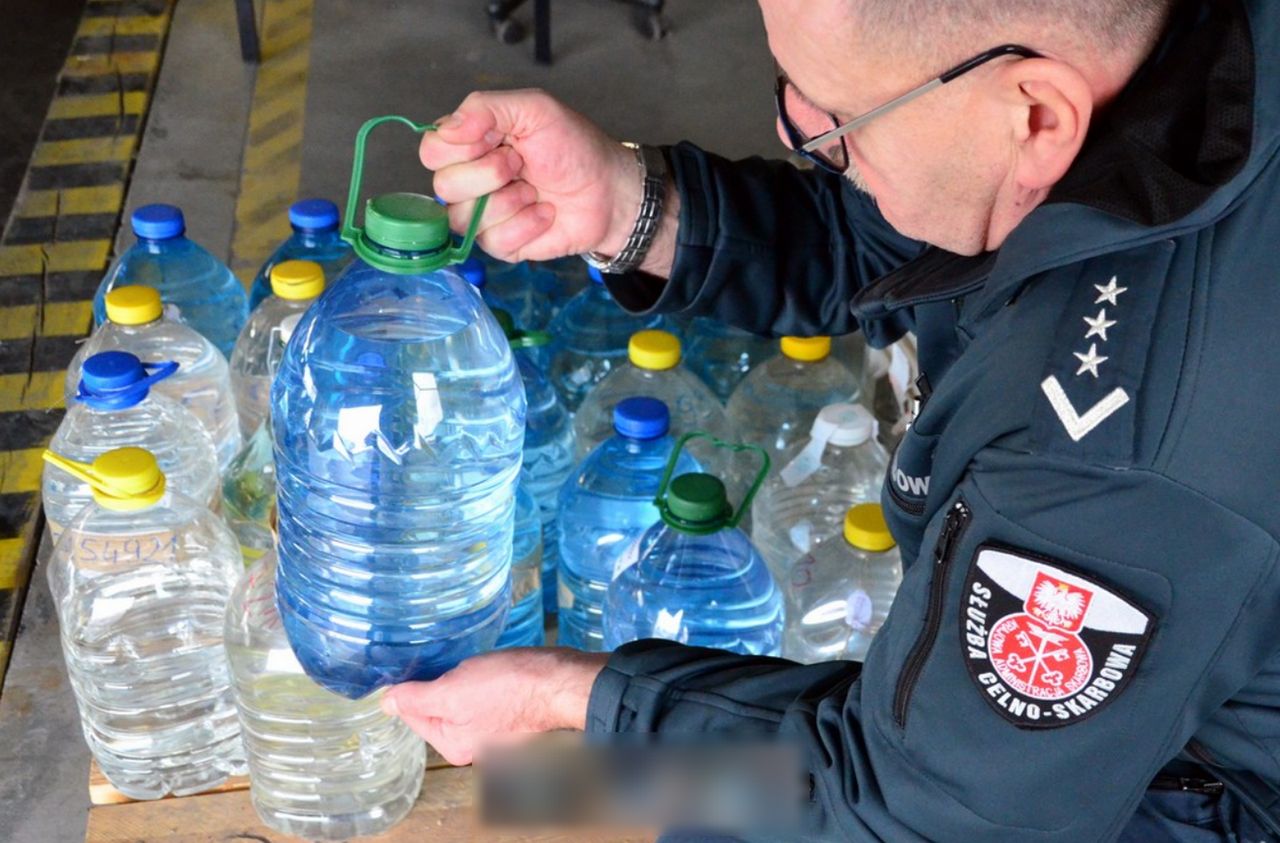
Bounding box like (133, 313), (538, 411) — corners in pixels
(229, 0), (316, 283)
(0, 0), (175, 687)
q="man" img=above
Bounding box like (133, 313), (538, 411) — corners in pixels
(382, 0), (1280, 839)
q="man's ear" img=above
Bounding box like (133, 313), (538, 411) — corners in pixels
(997, 58), (1094, 192)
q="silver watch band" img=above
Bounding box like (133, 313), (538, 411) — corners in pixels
(583, 143), (667, 275)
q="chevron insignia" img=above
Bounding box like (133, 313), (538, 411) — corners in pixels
(1040, 376), (1130, 442)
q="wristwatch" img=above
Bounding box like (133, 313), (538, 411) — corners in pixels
(582, 142), (668, 275)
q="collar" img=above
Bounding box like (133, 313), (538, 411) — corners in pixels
(852, 0), (1256, 323)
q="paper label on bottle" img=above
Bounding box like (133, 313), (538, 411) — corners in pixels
(88, 595), (136, 627)
(779, 429), (835, 489)
(70, 529), (178, 573)
(788, 522), (813, 555)
(845, 590), (873, 632)
(264, 647), (304, 675)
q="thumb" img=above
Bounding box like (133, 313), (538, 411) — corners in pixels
(439, 89), (558, 145)
(435, 100), (499, 146)
(382, 680), (455, 722)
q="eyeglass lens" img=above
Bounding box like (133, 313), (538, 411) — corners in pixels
(779, 79), (849, 171)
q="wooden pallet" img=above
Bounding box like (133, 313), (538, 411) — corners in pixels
(86, 756), (655, 842)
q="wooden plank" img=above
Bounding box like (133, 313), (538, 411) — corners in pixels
(85, 766), (657, 843)
(88, 748), (453, 805)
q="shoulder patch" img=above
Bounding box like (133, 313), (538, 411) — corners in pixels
(961, 544), (1154, 729)
(1030, 242), (1176, 465)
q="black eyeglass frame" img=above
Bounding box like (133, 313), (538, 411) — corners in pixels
(775, 44), (1044, 175)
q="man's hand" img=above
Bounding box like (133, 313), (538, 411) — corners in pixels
(381, 647), (610, 766)
(423, 89), (678, 274)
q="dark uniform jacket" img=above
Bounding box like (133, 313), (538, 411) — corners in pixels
(588, 0), (1280, 839)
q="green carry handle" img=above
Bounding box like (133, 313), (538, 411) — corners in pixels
(341, 115), (489, 274)
(653, 432), (771, 534)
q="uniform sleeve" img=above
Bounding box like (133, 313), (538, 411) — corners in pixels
(602, 142), (924, 346)
(586, 450), (1280, 842)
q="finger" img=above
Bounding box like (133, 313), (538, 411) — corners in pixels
(447, 180), (537, 237)
(432, 146), (525, 206)
(476, 203), (557, 262)
(402, 715), (474, 766)
(419, 126), (504, 171)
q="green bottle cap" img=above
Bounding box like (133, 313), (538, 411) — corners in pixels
(363, 193), (451, 253)
(341, 116), (489, 275)
(663, 473), (733, 533)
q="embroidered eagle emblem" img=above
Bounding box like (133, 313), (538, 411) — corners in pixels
(1031, 579), (1088, 629)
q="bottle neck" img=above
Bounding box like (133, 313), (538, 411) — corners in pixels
(293, 226), (340, 248)
(135, 235), (182, 253)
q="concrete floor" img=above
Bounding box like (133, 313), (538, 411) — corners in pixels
(0, 1), (781, 840)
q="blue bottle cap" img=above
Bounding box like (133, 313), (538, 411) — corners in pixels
(78, 351), (178, 410)
(588, 265), (605, 285)
(459, 256), (486, 289)
(288, 198), (340, 231)
(613, 396), (670, 440)
(131, 204), (185, 240)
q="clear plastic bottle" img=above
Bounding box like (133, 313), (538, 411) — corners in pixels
(752, 403), (888, 580)
(684, 318), (778, 402)
(225, 551), (425, 838)
(726, 336), (860, 460)
(604, 441), (783, 656)
(42, 447), (245, 799)
(273, 129), (524, 698)
(482, 260), (567, 330)
(229, 260), (326, 440)
(557, 398), (699, 652)
(491, 310), (576, 616)
(68, 285), (242, 471)
(44, 351), (220, 541)
(573, 330), (731, 460)
(536, 255), (591, 316)
(220, 423), (276, 564)
(546, 267), (669, 412)
(783, 504), (901, 664)
(247, 198), (355, 311)
(494, 478), (546, 649)
(460, 257), (545, 339)
(93, 204), (249, 357)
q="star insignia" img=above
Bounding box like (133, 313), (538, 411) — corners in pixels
(1094, 277), (1128, 307)
(1074, 344), (1109, 379)
(1083, 309), (1118, 342)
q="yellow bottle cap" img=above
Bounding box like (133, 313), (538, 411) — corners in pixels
(844, 503), (896, 552)
(781, 336), (832, 362)
(270, 260), (325, 301)
(628, 330), (681, 371)
(104, 286), (163, 326)
(42, 447), (167, 512)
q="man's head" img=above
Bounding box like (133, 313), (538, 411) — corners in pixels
(760, 0), (1175, 254)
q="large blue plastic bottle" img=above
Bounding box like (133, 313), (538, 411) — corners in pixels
(604, 435), (784, 656)
(546, 267), (669, 412)
(494, 477), (546, 649)
(247, 199), (356, 311)
(272, 117), (526, 699)
(491, 310), (576, 615)
(557, 397), (698, 652)
(94, 205), (249, 357)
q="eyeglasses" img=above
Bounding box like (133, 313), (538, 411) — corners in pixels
(775, 44), (1043, 176)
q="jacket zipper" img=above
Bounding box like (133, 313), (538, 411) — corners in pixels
(886, 476), (927, 516)
(893, 499), (971, 727)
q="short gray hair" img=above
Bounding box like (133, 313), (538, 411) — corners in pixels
(856, 0), (1175, 64)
